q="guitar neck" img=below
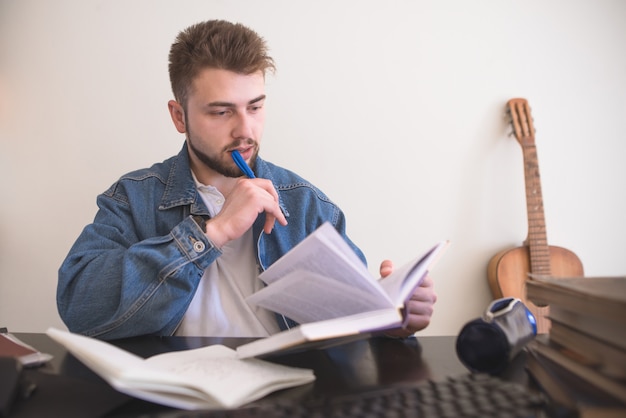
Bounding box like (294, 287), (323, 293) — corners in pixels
(521, 143), (551, 276)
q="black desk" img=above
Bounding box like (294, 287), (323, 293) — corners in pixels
(8, 333), (522, 417)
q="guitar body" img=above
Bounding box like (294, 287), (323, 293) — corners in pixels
(488, 246), (583, 330)
(488, 98), (584, 334)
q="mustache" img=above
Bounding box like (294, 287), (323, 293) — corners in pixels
(224, 138), (256, 152)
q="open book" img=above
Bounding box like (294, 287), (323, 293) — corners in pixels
(237, 222), (449, 358)
(46, 328), (315, 410)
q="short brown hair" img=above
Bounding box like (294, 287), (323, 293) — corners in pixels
(168, 20), (275, 108)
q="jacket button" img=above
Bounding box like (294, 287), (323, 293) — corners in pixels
(193, 241), (205, 252)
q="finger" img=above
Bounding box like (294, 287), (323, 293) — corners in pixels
(408, 284), (437, 304)
(261, 196), (287, 233)
(263, 212), (287, 234)
(253, 179), (288, 229)
(403, 300), (434, 330)
(273, 206), (288, 226)
(420, 275), (434, 288)
(405, 299), (435, 317)
(408, 275), (435, 297)
(251, 178), (283, 207)
(379, 259), (393, 278)
(263, 214), (276, 234)
(404, 313), (432, 333)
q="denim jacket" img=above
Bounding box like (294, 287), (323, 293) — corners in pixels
(57, 145), (366, 340)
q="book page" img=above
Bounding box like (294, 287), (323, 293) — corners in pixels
(247, 270), (394, 324)
(46, 327), (150, 383)
(260, 223), (375, 289)
(141, 345), (314, 408)
(378, 240), (449, 305)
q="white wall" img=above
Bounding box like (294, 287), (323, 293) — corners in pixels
(1, 0), (624, 336)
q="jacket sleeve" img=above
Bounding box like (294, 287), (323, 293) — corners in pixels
(57, 188), (220, 340)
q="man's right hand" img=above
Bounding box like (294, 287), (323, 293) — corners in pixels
(204, 178), (288, 248)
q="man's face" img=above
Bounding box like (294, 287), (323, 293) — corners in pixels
(180, 68), (266, 179)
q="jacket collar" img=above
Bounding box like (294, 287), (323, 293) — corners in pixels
(158, 145), (206, 214)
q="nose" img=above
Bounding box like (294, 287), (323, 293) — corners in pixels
(232, 112), (254, 140)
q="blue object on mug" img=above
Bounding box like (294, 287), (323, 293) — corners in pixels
(455, 297), (537, 374)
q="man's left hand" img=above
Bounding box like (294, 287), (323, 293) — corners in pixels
(379, 259), (437, 337)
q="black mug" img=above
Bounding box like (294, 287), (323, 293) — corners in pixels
(455, 297), (537, 374)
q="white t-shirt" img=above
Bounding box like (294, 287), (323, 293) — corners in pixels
(175, 181), (280, 337)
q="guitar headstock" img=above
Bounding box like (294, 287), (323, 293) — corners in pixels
(506, 98), (535, 146)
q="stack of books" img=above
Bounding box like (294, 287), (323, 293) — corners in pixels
(525, 275), (626, 416)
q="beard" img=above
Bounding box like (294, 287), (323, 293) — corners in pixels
(184, 112), (259, 178)
(186, 122), (258, 178)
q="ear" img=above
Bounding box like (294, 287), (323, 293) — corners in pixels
(168, 100), (186, 133)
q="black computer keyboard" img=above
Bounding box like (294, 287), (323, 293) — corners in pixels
(206, 373), (548, 417)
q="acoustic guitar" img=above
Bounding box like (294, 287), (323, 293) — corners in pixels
(487, 98), (583, 334)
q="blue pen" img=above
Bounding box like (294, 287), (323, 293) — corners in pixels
(231, 150), (256, 179)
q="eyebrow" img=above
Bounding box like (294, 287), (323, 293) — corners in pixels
(207, 95), (266, 108)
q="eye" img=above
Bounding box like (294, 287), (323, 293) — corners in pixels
(209, 108), (232, 117)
